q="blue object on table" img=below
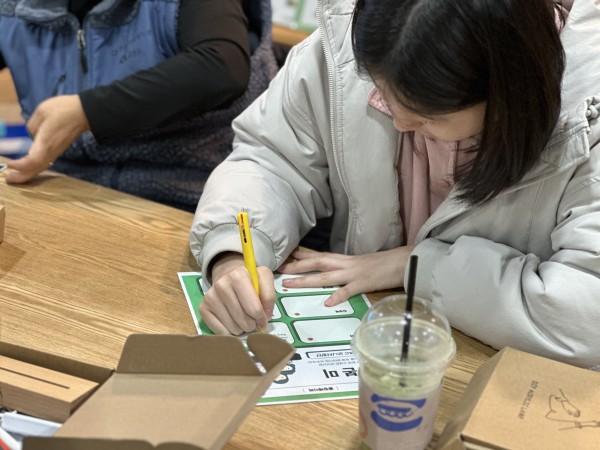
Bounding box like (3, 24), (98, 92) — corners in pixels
(0, 120), (31, 157)
(0, 121), (28, 138)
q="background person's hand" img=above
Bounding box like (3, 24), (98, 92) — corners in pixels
(200, 252), (276, 335)
(277, 246), (416, 306)
(6, 95), (90, 183)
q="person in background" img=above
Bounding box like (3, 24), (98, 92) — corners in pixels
(0, 0), (278, 211)
(189, 0), (600, 370)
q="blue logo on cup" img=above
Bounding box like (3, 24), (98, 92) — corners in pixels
(370, 394), (426, 432)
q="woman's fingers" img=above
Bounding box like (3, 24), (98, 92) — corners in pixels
(200, 264), (273, 334)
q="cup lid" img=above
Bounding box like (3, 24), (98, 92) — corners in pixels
(353, 295), (456, 371)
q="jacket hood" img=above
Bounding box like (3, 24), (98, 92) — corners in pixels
(519, 97), (597, 188)
(14, 0), (142, 27)
(560, 0), (600, 115)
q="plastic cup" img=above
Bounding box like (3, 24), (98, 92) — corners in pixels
(352, 295), (456, 450)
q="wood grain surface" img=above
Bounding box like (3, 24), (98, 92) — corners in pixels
(272, 25), (311, 47)
(0, 165), (496, 449)
(0, 164), (198, 367)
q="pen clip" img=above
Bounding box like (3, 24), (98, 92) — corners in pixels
(237, 212), (260, 295)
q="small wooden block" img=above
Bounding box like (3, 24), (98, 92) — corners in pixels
(0, 355), (99, 422)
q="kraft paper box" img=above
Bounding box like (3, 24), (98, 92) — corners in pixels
(0, 340), (109, 422)
(437, 347), (600, 450)
(1, 333), (293, 450)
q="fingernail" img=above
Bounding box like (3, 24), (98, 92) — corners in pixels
(324, 297), (333, 307)
(282, 279), (294, 287)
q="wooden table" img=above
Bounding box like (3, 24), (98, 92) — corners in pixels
(272, 25), (311, 48)
(0, 165), (497, 449)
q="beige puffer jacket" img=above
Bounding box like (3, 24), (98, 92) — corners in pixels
(191, 0), (600, 368)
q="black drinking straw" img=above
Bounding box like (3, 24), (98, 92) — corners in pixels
(401, 255), (419, 363)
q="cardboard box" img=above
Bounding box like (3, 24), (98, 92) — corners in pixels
(1, 333), (293, 450)
(0, 355), (99, 422)
(437, 347), (600, 450)
(0, 340), (111, 423)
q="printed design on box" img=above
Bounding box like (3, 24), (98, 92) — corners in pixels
(546, 388), (600, 430)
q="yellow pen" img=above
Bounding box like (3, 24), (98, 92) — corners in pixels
(237, 211), (260, 294)
(237, 212), (266, 333)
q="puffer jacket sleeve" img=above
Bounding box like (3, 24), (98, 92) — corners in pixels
(189, 32), (335, 279)
(412, 117), (600, 369)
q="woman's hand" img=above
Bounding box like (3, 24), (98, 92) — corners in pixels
(6, 95), (90, 183)
(277, 246), (416, 306)
(200, 252), (276, 335)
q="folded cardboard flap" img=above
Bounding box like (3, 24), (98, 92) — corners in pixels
(115, 334), (260, 375)
(437, 347), (600, 450)
(24, 333), (294, 450)
(247, 332), (298, 372)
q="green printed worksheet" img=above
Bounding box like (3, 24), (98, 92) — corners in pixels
(178, 272), (371, 404)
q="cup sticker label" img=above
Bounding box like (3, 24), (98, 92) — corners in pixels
(359, 378), (441, 450)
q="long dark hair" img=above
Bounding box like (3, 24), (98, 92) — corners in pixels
(352, 0), (565, 205)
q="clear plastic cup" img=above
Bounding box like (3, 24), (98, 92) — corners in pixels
(352, 295), (456, 450)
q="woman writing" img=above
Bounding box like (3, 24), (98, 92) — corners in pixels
(190, 0), (600, 368)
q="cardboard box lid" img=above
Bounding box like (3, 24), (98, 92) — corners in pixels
(437, 347), (600, 450)
(24, 333), (294, 450)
